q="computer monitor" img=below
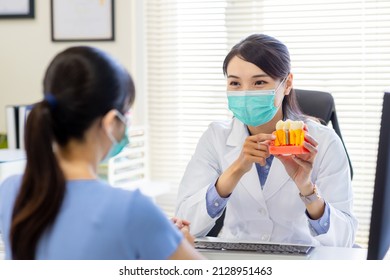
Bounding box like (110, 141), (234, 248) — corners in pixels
(367, 90), (390, 260)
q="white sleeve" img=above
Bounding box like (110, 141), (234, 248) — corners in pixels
(312, 127), (358, 247)
(175, 126), (225, 237)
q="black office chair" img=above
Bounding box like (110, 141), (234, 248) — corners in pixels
(295, 89), (353, 180)
(207, 88), (354, 237)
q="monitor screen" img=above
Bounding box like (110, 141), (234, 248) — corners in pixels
(367, 90), (390, 260)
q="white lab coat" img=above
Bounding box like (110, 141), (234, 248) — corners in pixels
(176, 118), (358, 247)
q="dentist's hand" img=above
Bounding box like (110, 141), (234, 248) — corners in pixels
(215, 133), (275, 198)
(275, 130), (325, 219)
(236, 133), (276, 173)
(275, 132), (318, 195)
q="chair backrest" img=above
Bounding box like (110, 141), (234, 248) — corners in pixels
(295, 89), (353, 179)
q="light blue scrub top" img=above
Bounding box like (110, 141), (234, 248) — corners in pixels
(0, 175), (183, 260)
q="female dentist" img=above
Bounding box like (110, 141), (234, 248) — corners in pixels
(176, 34), (357, 247)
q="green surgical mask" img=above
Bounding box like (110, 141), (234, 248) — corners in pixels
(227, 78), (286, 127)
(102, 111), (130, 161)
(227, 90), (277, 126)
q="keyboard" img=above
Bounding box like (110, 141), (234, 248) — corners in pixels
(195, 240), (314, 256)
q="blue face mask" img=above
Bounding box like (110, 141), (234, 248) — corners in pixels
(227, 79), (286, 127)
(103, 111), (130, 162)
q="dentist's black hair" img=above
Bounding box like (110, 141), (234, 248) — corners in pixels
(10, 46), (135, 259)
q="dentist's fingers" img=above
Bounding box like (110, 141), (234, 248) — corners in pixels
(304, 133), (318, 148)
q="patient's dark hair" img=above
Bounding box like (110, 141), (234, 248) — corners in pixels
(223, 33), (303, 120)
(10, 46), (135, 259)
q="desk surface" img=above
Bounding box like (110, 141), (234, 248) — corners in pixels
(200, 246), (368, 260)
(195, 237), (382, 260)
(1, 247), (387, 260)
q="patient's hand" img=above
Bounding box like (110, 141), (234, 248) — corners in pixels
(171, 217), (195, 246)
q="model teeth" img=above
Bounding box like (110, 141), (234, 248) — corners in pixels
(274, 119), (304, 146)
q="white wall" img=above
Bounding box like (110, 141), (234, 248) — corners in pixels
(0, 0), (146, 133)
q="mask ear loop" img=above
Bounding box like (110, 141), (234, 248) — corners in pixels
(275, 76), (288, 94)
(271, 76), (289, 117)
(114, 110), (127, 125)
(105, 110), (126, 145)
(106, 127), (118, 145)
(110, 110), (129, 144)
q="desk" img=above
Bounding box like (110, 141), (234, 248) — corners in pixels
(1, 242), (388, 260)
(201, 246), (368, 260)
(197, 237), (372, 260)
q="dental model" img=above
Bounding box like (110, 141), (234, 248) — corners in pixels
(270, 119), (308, 154)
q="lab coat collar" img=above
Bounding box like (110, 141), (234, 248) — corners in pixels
(226, 118), (248, 147)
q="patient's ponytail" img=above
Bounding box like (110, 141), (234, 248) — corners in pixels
(11, 100), (65, 260)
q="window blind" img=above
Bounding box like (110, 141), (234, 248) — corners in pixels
(145, 0), (390, 247)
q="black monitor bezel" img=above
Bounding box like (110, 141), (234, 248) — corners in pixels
(367, 91), (390, 260)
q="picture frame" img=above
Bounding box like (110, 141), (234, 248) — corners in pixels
(51, 0), (115, 42)
(0, 0), (34, 19)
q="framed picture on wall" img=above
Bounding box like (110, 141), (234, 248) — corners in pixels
(0, 0), (34, 19)
(51, 0), (115, 42)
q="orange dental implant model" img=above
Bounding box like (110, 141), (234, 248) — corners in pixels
(269, 119), (309, 155)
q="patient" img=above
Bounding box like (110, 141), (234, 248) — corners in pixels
(0, 46), (203, 260)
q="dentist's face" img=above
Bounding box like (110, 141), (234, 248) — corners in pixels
(226, 56), (291, 107)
